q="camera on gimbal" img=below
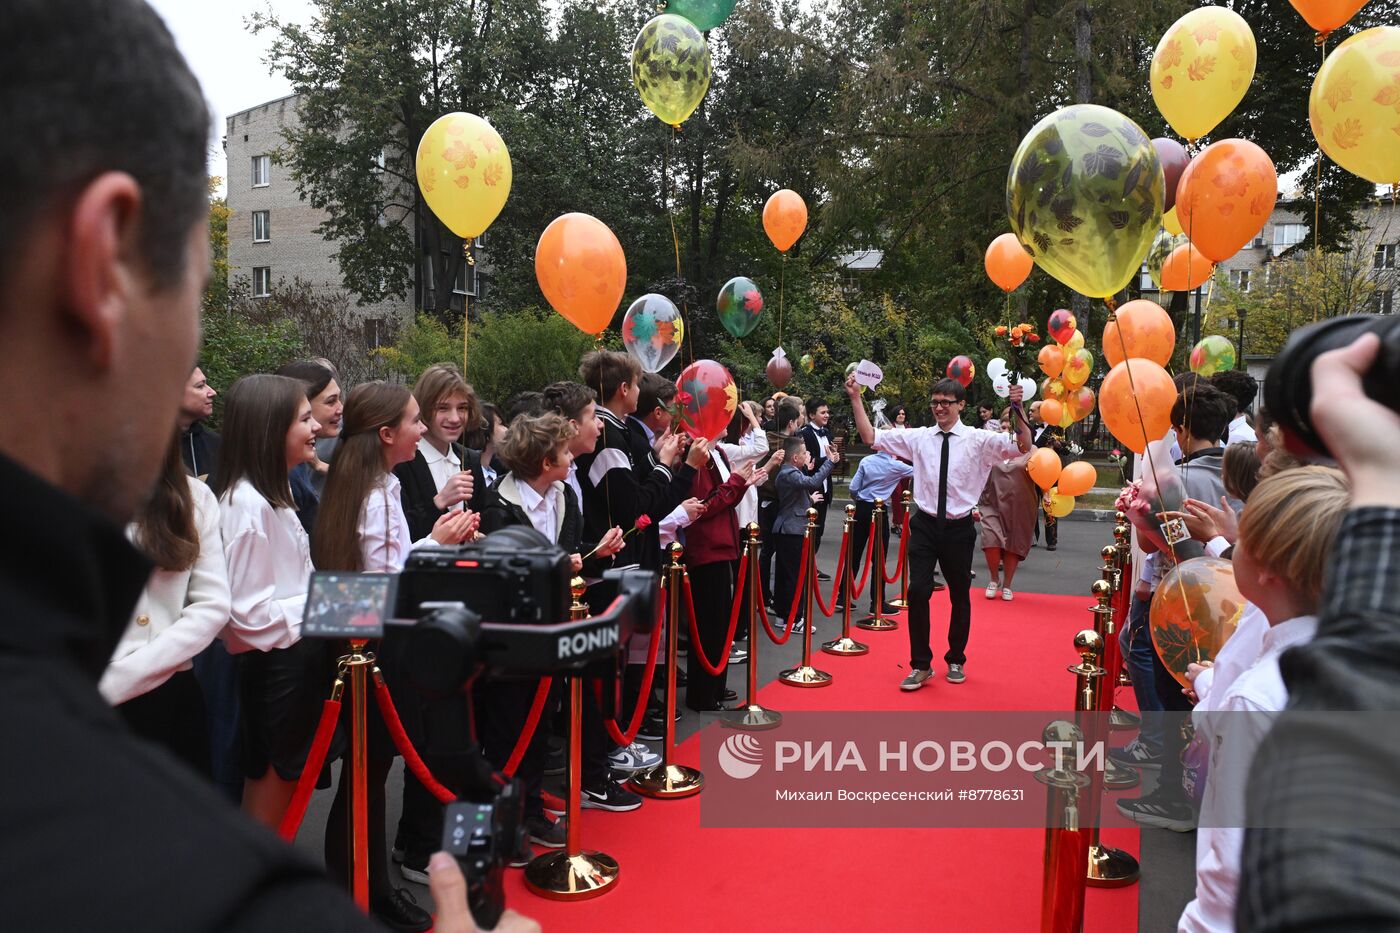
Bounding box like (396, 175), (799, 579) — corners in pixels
(303, 525), (658, 930)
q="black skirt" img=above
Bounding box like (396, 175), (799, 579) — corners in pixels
(239, 638), (344, 783)
(117, 669), (211, 778)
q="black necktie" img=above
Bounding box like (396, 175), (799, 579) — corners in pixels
(937, 431), (951, 531)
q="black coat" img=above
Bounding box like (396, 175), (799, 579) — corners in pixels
(392, 442), (486, 542)
(478, 473), (583, 555)
(180, 421), (221, 483)
(0, 453), (379, 931)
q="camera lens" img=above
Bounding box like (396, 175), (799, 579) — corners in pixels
(1264, 313), (1400, 458)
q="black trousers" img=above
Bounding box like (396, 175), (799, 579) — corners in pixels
(474, 676), (557, 819)
(1150, 633), (1195, 804)
(684, 560), (733, 711)
(906, 511), (977, 669)
(773, 533), (807, 628)
(393, 681), (493, 861)
(838, 498), (890, 612)
(812, 496), (831, 559)
(117, 669), (211, 778)
(758, 499), (777, 605)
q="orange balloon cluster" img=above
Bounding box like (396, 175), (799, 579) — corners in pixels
(1103, 300), (1176, 369)
(1175, 139), (1278, 263)
(985, 233), (1035, 293)
(763, 189), (808, 253)
(534, 213), (628, 335)
(1100, 359), (1178, 454)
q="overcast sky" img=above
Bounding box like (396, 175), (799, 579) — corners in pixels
(147, 0), (315, 190)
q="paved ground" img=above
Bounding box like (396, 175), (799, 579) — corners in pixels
(294, 506), (1193, 931)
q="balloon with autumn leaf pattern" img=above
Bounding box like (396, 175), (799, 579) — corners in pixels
(1310, 27), (1400, 186)
(1007, 105), (1164, 300)
(415, 113), (512, 239)
(1175, 139), (1278, 263)
(1151, 556), (1245, 688)
(1048, 309), (1077, 346)
(717, 277), (764, 338)
(1150, 7), (1257, 142)
(535, 213), (627, 336)
(763, 190), (808, 253)
(622, 294), (684, 373)
(1104, 299), (1175, 368)
(631, 15), (712, 128)
(675, 359), (738, 442)
(1038, 344), (1066, 379)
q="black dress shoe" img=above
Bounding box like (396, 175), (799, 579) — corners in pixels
(816, 570), (832, 581)
(676, 668), (688, 686)
(722, 688), (738, 702)
(372, 888), (433, 932)
(932, 581), (947, 592)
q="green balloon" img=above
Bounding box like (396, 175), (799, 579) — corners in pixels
(1007, 104), (1164, 299)
(717, 276), (764, 338)
(1190, 336), (1237, 377)
(1146, 228), (1189, 290)
(631, 14), (712, 127)
(666, 0), (738, 31)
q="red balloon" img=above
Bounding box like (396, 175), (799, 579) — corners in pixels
(1048, 309), (1077, 346)
(947, 355), (976, 387)
(675, 360), (738, 442)
(1152, 138), (1190, 213)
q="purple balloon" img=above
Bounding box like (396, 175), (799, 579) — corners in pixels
(1153, 138), (1190, 213)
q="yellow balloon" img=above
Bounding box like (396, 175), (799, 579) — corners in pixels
(415, 113), (512, 239)
(1151, 7), (1257, 141)
(631, 15), (712, 127)
(1047, 488), (1075, 519)
(1163, 206), (1183, 237)
(1064, 329), (1085, 355)
(1310, 27), (1400, 186)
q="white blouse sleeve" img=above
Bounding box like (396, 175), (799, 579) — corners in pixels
(99, 483), (232, 704)
(222, 515), (306, 653)
(359, 493), (397, 574)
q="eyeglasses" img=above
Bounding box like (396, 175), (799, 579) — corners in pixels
(930, 399), (958, 409)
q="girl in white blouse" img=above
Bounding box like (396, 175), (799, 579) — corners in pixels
(311, 381), (476, 930)
(211, 374), (323, 830)
(103, 434), (231, 774)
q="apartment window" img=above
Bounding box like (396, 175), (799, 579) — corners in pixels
(1378, 289), (1395, 315)
(1230, 269), (1251, 292)
(364, 318), (388, 349)
(1377, 243), (1397, 270)
(454, 259), (479, 298)
(372, 149), (387, 173)
(252, 210), (270, 243)
(252, 155), (270, 187)
(253, 266), (271, 298)
(1272, 223), (1308, 255)
(1250, 233), (1265, 249)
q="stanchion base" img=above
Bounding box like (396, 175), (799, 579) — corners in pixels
(721, 705), (783, 731)
(854, 616), (898, 631)
(628, 763), (704, 798)
(1109, 706), (1141, 731)
(778, 665), (833, 687)
(1103, 759), (1140, 790)
(1117, 670), (1133, 687)
(524, 850), (620, 900)
(1086, 844), (1140, 888)
(821, 636), (870, 656)
(886, 598), (909, 609)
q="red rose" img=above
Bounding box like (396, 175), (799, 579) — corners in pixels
(635, 515), (653, 531)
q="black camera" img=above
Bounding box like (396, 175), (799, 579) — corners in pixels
(1265, 313), (1400, 458)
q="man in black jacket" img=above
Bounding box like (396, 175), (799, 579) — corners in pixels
(0, 3), (527, 930)
(800, 398), (836, 578)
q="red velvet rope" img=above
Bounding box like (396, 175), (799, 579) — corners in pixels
(277, 698), (343, 841)
(597, 587), (667, 747)
(849, 522), (876, 599)
(811, 528), (848, 617)
(884, 512), (909, 585)
(758, 535), (810, 645)
(372, 674), (457, 805)
(681, 554), (748, 676)
(502, 677), (553, 778)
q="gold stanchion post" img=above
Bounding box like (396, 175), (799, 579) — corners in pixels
(1035, 719), (1090, 933)
(856, 499), (897, 631)
(823, 505), (869, 656)
(1090, 577), (1138, 791)
(343, 639), (373, 910)
(779, 509), (834, 687)
(887, 490), (912, 609)
(526, 578), (620, 899)
(1071, 627), (1140, 888)
(631, 544), (705, 797)
(724, 524), (783, 730)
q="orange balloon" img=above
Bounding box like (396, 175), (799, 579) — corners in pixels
(1110, 299), (1176, 368)
(1103, 318), (1123, 369)
(1288, 0), (1368, 35)
(1027, 447), (1063, 491)
(763, 189), (808, 253)
(1037, 344), (1066, 379)
(1100, 358), (1178, 454)
(1065, 386), (1097, 424)
(1160, 243), (1214, 292)
(1175, 139), (1278, 263)
(985, 233), (1035, 292)
(535, 213), (627, 335)
(1040, 398), (1065, 426)
(1058, 461), (1097, 497)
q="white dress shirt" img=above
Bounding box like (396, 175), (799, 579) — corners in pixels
(873, 421), (1019, 519)
(1179, 614), (1318, 933)
(1190, 602), (1268, 710)
(517, 478), (559, 544)
(359, 472), (437, 573)
(219, 479), (315, 653)
(1226, 415), (1257, 446)
(565, 462), (583, 512)
(417, 436), (463, 510)
(719, 428), (769, 529)
(101, 477), (232, 705)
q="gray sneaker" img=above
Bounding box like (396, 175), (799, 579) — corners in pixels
(900, 669), (934, 691)
(946, 664), (966, 684)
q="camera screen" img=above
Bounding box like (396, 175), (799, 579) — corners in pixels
(304, 571), (397, 639)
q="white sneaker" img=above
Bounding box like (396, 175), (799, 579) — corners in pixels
(984, 582), (1000, 599)
(607, 742), (661, 773)
(1001, 588), (1014, 601)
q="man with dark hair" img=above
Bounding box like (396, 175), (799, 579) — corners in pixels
(0, 2), (522, 929)
(847, 376), (1030, 689)
(503, 390), (545, 425)
(800, 398), (835, 578)
(1211, 369), (1260, 444)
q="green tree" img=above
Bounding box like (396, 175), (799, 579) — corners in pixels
(204, 178), (231, 314)
(463, 308), (599, 406)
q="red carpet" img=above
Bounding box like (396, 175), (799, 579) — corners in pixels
(502, 589), (1139, 932)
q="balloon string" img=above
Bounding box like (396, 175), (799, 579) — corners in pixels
(665, 126), (693, 365)
(778, 253), (786, 348)
(462, 241), (471, 374)
(1313, 37), (1326, 324)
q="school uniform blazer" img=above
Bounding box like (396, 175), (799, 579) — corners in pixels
(773, 460), (836, 535)
(393, 442), (486, 543)
(679, 448), (749, 567)
(478, 473), (582, 554)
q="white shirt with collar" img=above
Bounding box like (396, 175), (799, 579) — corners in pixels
(1179, 614), (1318, 933)
(1226, 415), (1257, 445)
(873, 421), (1019, 519)
(417, 437), (463, 509)
(517, 478), (559, 544)
(565, 462), (583, 513)
(219, 478), (315, 654)
(359, 472), (436, 574)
